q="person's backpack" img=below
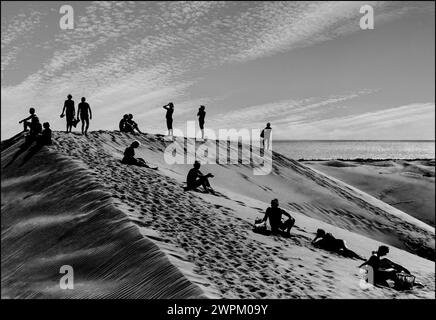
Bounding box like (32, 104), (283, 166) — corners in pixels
(260, 129), (264, 138)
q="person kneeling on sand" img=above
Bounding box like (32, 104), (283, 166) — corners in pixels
(260, 199), (295, 237)
(312, 229), (364, 260)
(359, 245), (416, 290)
(184, 161), (215, 193)
(121, 141), (157, 169)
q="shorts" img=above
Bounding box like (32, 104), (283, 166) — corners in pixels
(199, 120), (204, 130)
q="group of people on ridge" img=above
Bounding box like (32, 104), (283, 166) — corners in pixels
(18, 107), (52, 146)
(17, 96), (416, 293)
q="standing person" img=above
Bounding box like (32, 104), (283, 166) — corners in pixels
(260, 123), (272, 150)
(60, 94), (76, 133)
(260, 199), (295, 237)
(127, 114), (142, 134)
(197, 105), (206, 139)
(162, 102), (174, 137)
(19, 107), (37, 132)
(77, 97), (92, 136)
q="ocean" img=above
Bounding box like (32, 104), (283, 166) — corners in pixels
(273, 140), (435, 160)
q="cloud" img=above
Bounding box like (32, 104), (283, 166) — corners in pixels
(1, 1), (434, 139)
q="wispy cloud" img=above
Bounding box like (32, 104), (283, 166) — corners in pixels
(1, 1), (434, 139)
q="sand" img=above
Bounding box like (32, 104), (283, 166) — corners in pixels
(1, 131), (434, 299)
(303, 160), (435, 227)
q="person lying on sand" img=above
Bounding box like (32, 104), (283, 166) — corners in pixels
(121, 141), (157, 169)
(184, 160), (215, 193)
(359, 245), (415, 290)
(260, 199), (295, 237)
(312, 229), (364, 260)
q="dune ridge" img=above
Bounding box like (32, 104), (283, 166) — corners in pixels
(1, 131), (434, 299)
(1, 134), (206, 298)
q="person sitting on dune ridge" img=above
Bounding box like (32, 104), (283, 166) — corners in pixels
(312, 229), (364, 260)
(19, 107), (37, 132)
(260, 199), (295, 237)
(127, 114), (142, 134)
(184, 160), (215, 193)
(119, 114), (130, 132)
(37, 122), (52, 146)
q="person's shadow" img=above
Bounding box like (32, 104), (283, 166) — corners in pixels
(4, 138), (44, 168)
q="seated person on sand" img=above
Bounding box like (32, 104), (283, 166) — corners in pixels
(312, 229), (364, 260)
(121, 141), (157, 169)
(25, 116), (42, 143)
(126, 114), (142, 134)
(359, 245), (415, 289)
(119, 114), (129, 132)
(260, 199), (295, 237)
(37, 122), (52, 146)
(18, 107), (38, 132)
(184, 161), (215, 193)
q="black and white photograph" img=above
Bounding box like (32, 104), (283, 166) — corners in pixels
(1, 0), (434, 313)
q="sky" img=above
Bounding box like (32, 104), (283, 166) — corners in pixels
(1, 1), (435, 140)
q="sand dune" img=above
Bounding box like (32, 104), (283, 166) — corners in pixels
(303, 160), (435, 227)
(1, 131), (434, 299)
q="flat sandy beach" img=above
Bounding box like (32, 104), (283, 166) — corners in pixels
(1, 131), (434, 299)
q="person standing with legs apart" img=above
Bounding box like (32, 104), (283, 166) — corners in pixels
(60, 94), (75, 133)
(163, 102), (174, 137)
(77, 97), (92, 136)
(197, 105), (206, 140)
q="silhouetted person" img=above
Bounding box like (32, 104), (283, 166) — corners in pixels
(37, 122), (52, 146)
(19, 107), (37, 132)
(27, 116), (42, 142)
(261, 199), (295, 237)
(127, 114), (142, 134)
(260, 122), (272, 150)
(163, 102), (174, 136)
(119, 114), (130, 132)
(312, 229), (364, 260)
(77, 97), (92, 135)
(197, 105), (206, 139)
(61, 94), (75, 133)
(185, 161), (214, 193)
(121, 141), (157, 169)
(359, 245), (412, 288)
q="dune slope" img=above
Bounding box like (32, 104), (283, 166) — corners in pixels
(1, 131), (434, 299)
(1, 133), (206, 298)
